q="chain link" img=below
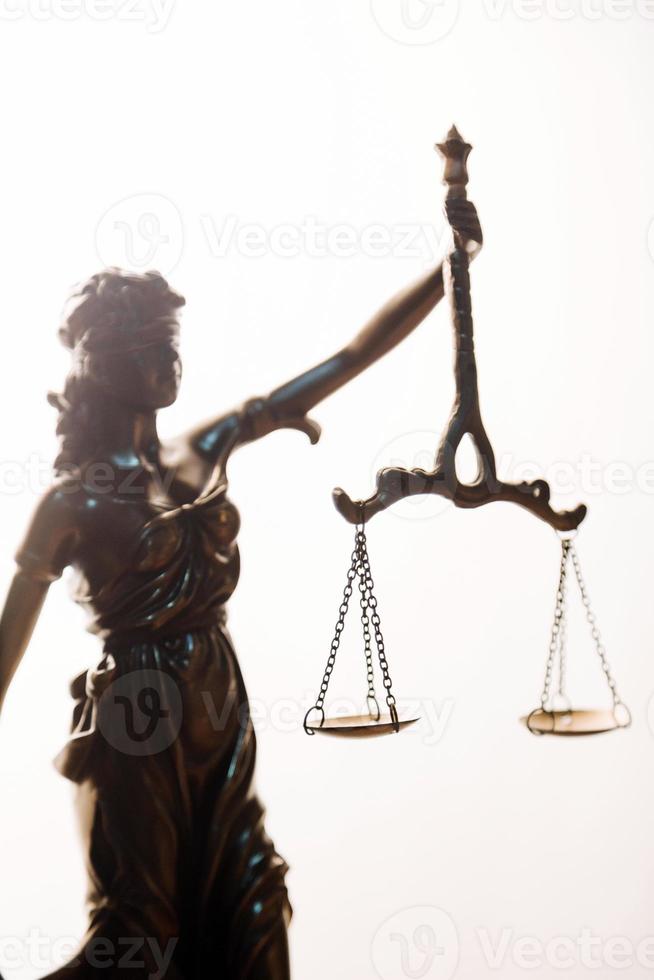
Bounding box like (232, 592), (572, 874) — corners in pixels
(540, 539), (570, 709)
(304, 524), (398, 733)
(303, 538), (358, 733)
(569, 541), (623, 708)
(358, 531), (397, 714)
(555, 549), (569, 703)
(356, 530), (380, 719)
(538, 536), (625, 714)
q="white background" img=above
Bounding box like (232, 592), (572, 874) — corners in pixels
(0, 2), (653, 978)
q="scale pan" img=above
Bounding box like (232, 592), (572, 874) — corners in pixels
(522, 707), (631, 737)
(306, 713), (419, 739)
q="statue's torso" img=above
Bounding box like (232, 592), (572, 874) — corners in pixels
(66, 461), (241, 641)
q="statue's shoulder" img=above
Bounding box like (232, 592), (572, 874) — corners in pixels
(14, 476), (87, 582)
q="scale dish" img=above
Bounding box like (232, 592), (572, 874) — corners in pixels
(522, 707), (631, 736)
(305, 713), (419, 739)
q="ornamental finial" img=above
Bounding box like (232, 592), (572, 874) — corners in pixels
(436, 124), (472, 192)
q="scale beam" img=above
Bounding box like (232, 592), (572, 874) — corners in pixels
(333, 127), (587, 533)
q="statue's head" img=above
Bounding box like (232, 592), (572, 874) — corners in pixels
(59, 268), (186, 410)
(51, 269), (186, 473)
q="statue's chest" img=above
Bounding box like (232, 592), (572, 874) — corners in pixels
(134, 496), (241, 572)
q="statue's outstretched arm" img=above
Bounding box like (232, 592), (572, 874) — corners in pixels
(187, 199), (482, 464)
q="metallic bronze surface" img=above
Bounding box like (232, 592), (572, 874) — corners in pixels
(522, 536), (631, 739)
(303, 524), (416, 738)
(522, 707), (632, 736)
(334, 126), (587, 532)
(0, 170), (477, 975)
(304, 713), (419, 738)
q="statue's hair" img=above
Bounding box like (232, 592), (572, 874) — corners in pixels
(50, 268), (185, 474)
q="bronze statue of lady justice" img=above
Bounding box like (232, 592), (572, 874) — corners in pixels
(0, 131), (483, 978)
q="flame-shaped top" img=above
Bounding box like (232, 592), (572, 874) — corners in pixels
(436, 124), (472, 188)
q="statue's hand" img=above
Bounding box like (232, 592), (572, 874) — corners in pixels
(445, 198), (483, 256)
(241, 397), (321, 445)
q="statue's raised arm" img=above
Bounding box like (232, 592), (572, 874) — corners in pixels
(185, 196), (482, 468)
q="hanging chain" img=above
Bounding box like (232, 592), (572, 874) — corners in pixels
(356, 529), (381, 720)
(303, 535), (359, 734)
(357, 529), (399, 728)
(540, 538), (571, 710)
(568, 541), (624, 710)
(555, 549), (569, 704)
(304, 523), (399, 733)
(536, 536), (629, 725)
